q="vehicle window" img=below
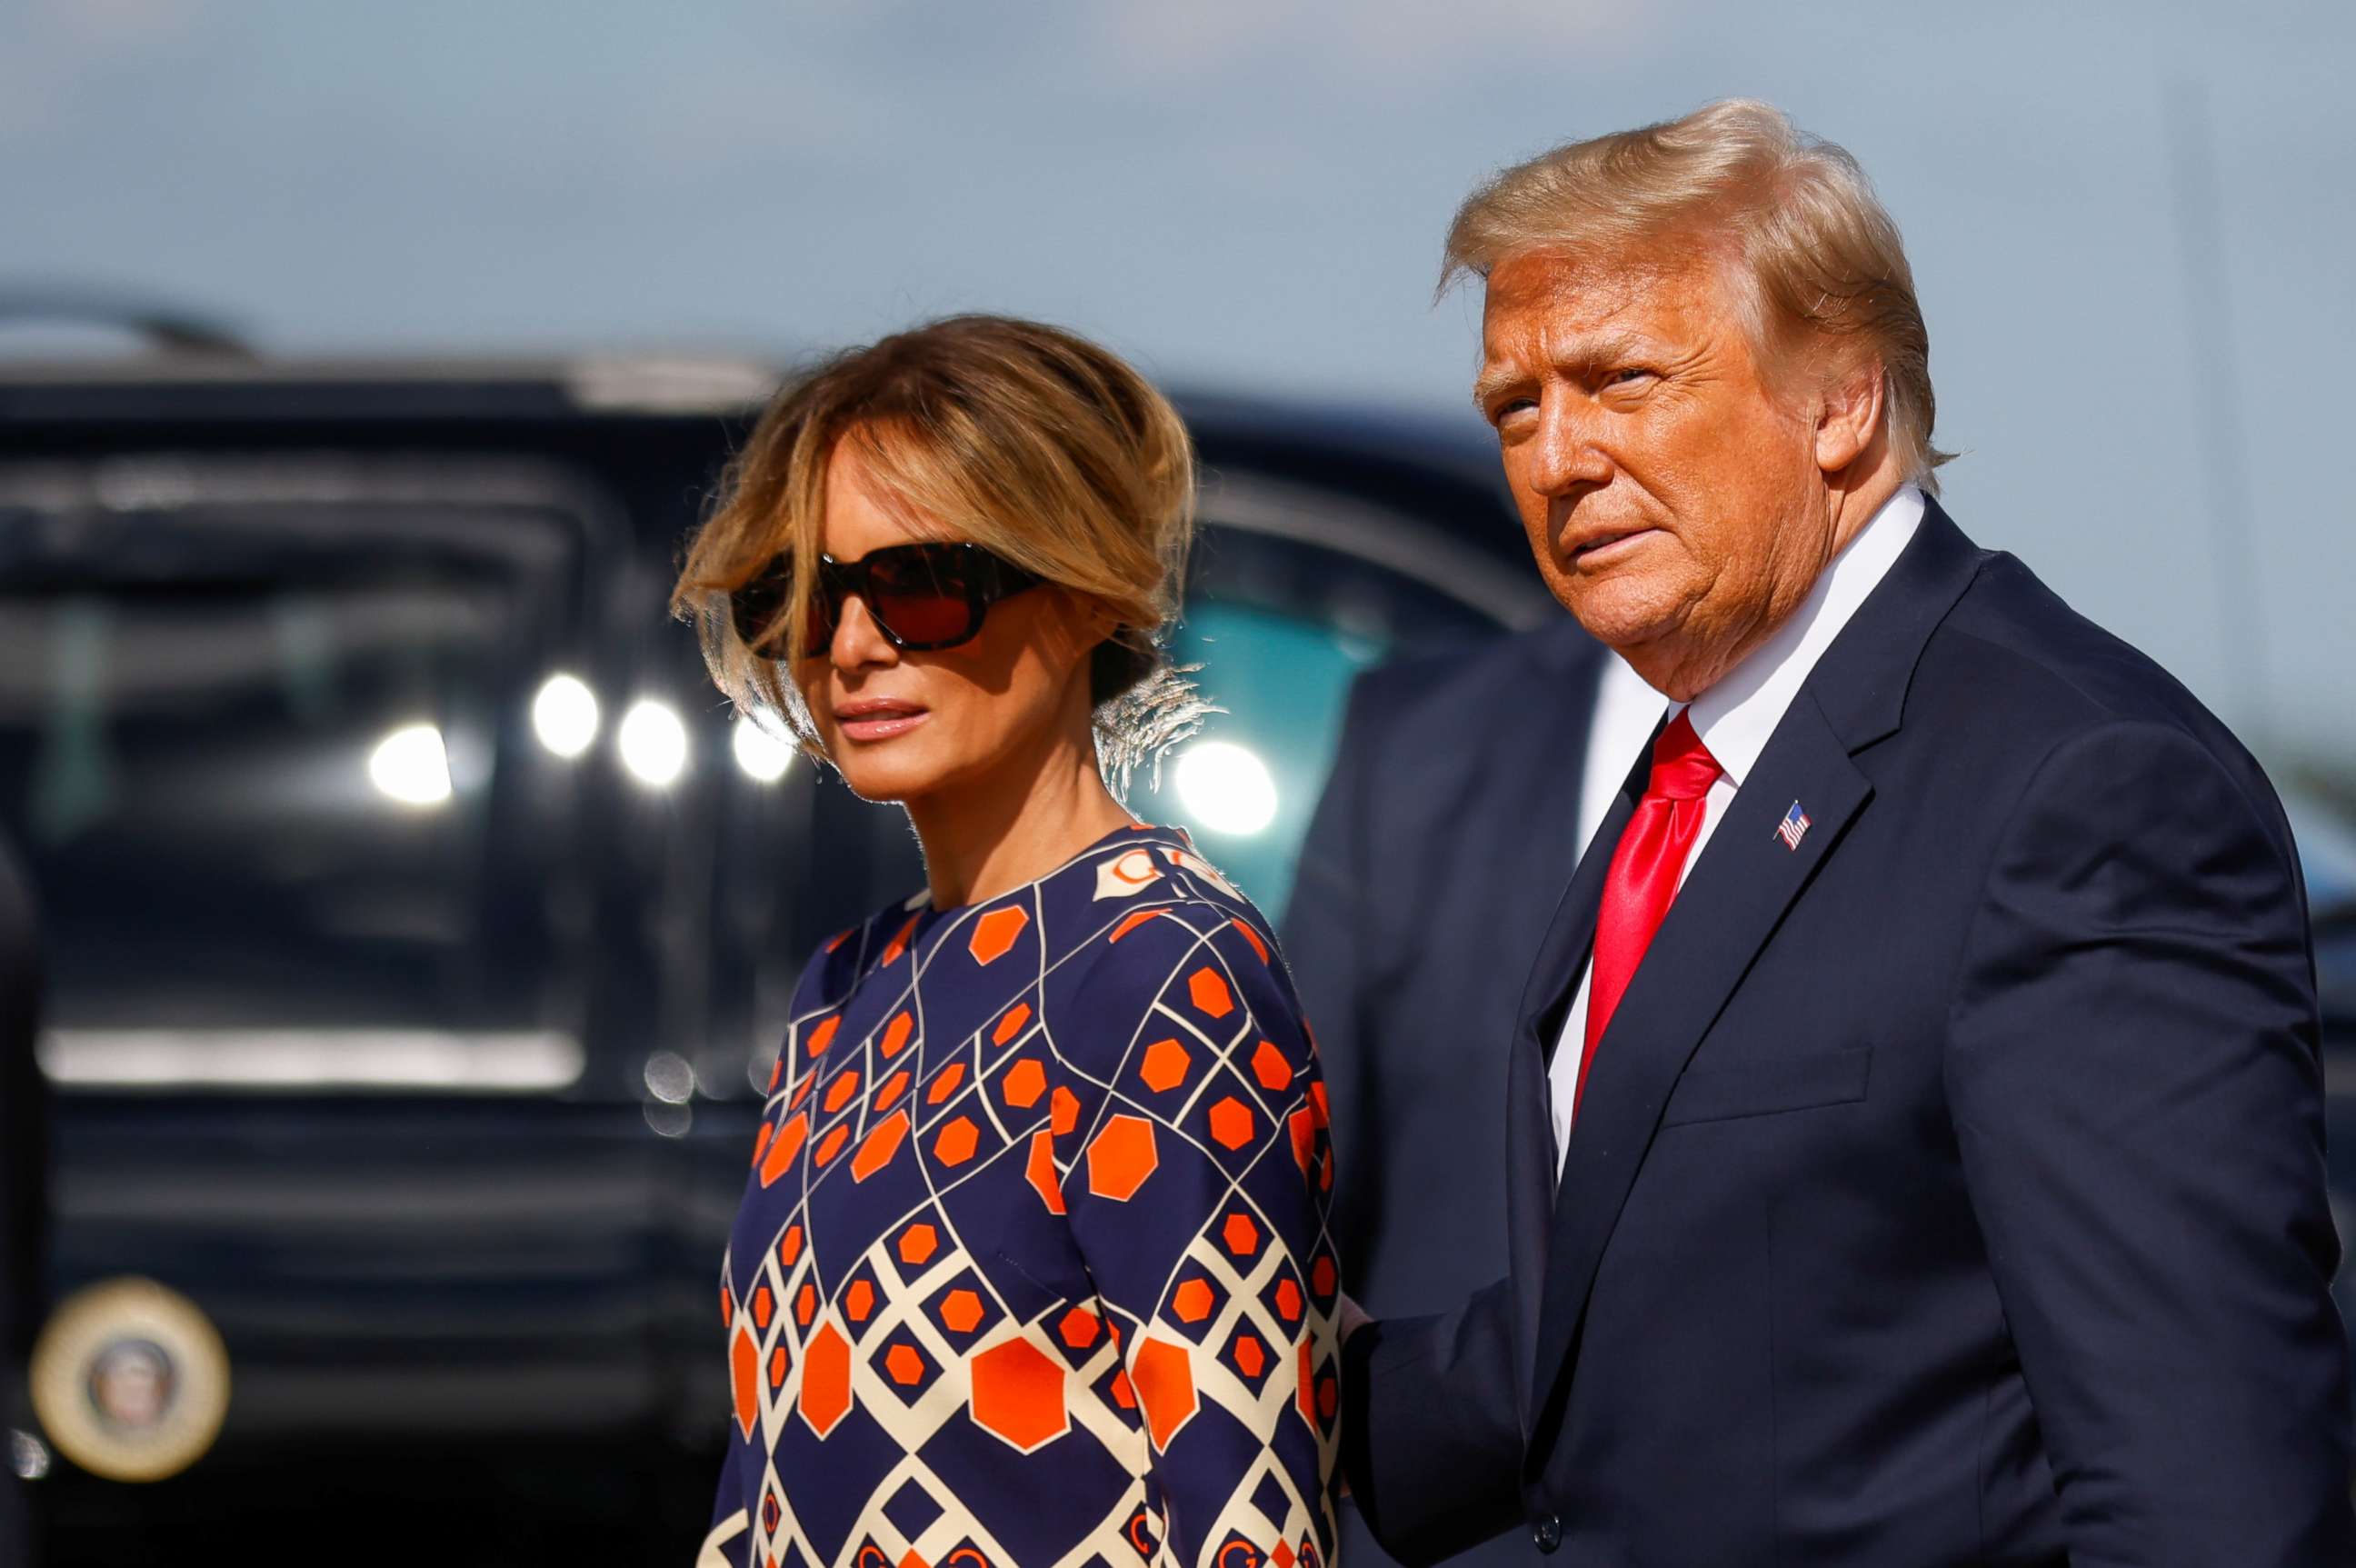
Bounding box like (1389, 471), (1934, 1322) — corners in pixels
(0, 464), (603, 1092)
(1143, 474), (1547, 924)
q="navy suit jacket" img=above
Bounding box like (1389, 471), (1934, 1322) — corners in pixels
(1342, 503), (2355, 1567)
(1284, 617), (1605, 1568)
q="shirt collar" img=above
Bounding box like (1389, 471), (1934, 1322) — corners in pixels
(1677, 484), (1926, 789)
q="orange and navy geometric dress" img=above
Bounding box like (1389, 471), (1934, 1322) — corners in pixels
(701, 824), (1342, 1568)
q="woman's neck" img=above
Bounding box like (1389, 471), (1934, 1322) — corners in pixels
(904, 727), (1135, 911)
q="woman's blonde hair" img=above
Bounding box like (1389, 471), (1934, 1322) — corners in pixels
(1443, 98), (1952, 493)
(672, 315), (1207, 784)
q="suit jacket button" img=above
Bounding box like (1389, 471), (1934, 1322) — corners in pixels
(1532, 1513), (1562, 1553)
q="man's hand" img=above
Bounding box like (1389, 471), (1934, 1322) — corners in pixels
(1338, 1291), (1373, 1344)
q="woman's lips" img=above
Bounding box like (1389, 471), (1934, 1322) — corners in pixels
(834, 701), (930, 743)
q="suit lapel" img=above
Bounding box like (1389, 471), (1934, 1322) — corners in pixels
(1526, 694), (1870, 1414)
(1501, 731), (1649, 1423)
(1515, 498), (1991, 1423)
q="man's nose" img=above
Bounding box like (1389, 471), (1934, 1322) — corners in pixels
(1526, 398), (1613, 495)
(828, 594), (898, 670)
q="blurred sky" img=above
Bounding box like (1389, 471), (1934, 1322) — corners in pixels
(4, 0), (2352, 776)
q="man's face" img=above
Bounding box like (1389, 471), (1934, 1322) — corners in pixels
(1477, 245), (1833, 698)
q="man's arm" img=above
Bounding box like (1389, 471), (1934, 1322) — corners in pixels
(1947, 720), (2354, 1566)
(1281, 670), (1390, 1275)
(1341, 1278), (1526, 1567)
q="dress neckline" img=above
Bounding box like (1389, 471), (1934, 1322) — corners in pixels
(913, 820), (1186, 919)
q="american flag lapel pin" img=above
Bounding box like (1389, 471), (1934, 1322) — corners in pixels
(1775, 799), (1812, 851)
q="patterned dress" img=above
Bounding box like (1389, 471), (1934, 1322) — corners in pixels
(702, 824), (1343, 1568)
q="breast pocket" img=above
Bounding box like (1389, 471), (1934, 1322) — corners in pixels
(1660, 1047), (1872, 1128)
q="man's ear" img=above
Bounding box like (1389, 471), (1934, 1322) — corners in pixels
(1813, 359), (1886, 476)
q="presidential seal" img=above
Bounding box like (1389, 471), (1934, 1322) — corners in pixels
(30, 1277), (231, 1483)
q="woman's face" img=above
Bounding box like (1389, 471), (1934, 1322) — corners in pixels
(793, 434), (1107, 807)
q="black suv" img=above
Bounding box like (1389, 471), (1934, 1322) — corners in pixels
(0, 348), (1552, 1564)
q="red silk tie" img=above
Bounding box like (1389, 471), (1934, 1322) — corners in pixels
(1577, 710), (1723, 1109)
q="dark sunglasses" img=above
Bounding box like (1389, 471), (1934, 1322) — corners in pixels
(729, 541), (1043, 658)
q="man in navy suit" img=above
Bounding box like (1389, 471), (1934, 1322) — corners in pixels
(1339, 99), (2354, 1566)
(1285, 622), (1656, 1568)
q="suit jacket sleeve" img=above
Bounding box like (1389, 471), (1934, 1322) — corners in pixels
(1341, 1277), (1526, 1566)
(1281, 670), (1387, 1275)
(1946, 719), (2355, 1566)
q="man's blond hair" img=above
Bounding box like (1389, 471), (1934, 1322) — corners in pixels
(1444, 99), (1952, 492)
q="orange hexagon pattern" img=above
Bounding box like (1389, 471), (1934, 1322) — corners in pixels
(1000, 1058), (1046, 1109)
(934, 1116), (980, 1166)
(1250, 1040), (1292, 1092)
(1207, 1096), (1255, 1151)
(967, 905), (1029, 965)
(1139, 1038), (1191, 1093)
(731, 1324), (760, 1438)
(1084, 1115), (1158, 1201)
(799, 1323), (852, 1438)
(1187, 967), (1234, 1019)
(1171, 1280), (1214, 1323)
(1221, 1213), (1259, 1256)
(1057, 1307), (1101, 1352)
(970, 1337), (1069, 1453)
(851, 1111), (909, 1183)
(1130, 1335), (1198, 1450)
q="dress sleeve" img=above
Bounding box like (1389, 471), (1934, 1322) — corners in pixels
(700, 1247), (754, 1568)
(1049, 906), (1342, 1568)
(697, 1437), (752, 1568)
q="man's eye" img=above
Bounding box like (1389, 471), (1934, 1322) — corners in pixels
(1607, 366), (1656, 385)
(1490, 397), (1537, 427)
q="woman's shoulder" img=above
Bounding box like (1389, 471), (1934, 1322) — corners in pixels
(1039, 830), (1299, 1025)
(794, 889), (932, 1008)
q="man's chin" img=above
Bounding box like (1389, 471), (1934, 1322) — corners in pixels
(1557, 578), (1683, 652)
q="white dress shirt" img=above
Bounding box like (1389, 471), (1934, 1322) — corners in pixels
(1547, 484), (1927, 1171)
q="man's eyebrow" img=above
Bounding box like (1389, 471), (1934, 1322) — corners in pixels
(1471, 365), (1527, 411)
(1472, 329), (1661, 410)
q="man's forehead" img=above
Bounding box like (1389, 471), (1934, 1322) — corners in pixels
(1479, 245), (1722, 353)
(1487, 245), (1683, 315)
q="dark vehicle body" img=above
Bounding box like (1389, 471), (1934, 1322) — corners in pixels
(3, 354), (2352, 1566)
(0, 354), (1549, 1564)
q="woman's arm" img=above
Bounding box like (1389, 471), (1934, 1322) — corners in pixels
(1050, 905), (1341, 1568)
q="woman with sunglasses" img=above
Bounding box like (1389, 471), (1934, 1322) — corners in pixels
(674, 316), (1342, 1568)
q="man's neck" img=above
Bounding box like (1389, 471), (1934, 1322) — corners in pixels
(1631, 466), (1908, 702)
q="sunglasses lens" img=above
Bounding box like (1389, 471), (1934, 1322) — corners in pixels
(866, 551), (975, 647)
(730, 564), (791, 650)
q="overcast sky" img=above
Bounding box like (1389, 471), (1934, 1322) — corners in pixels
(5, 0), (2352, 777)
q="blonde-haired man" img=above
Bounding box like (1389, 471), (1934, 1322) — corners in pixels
(1340, 100), (2353, 1567)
